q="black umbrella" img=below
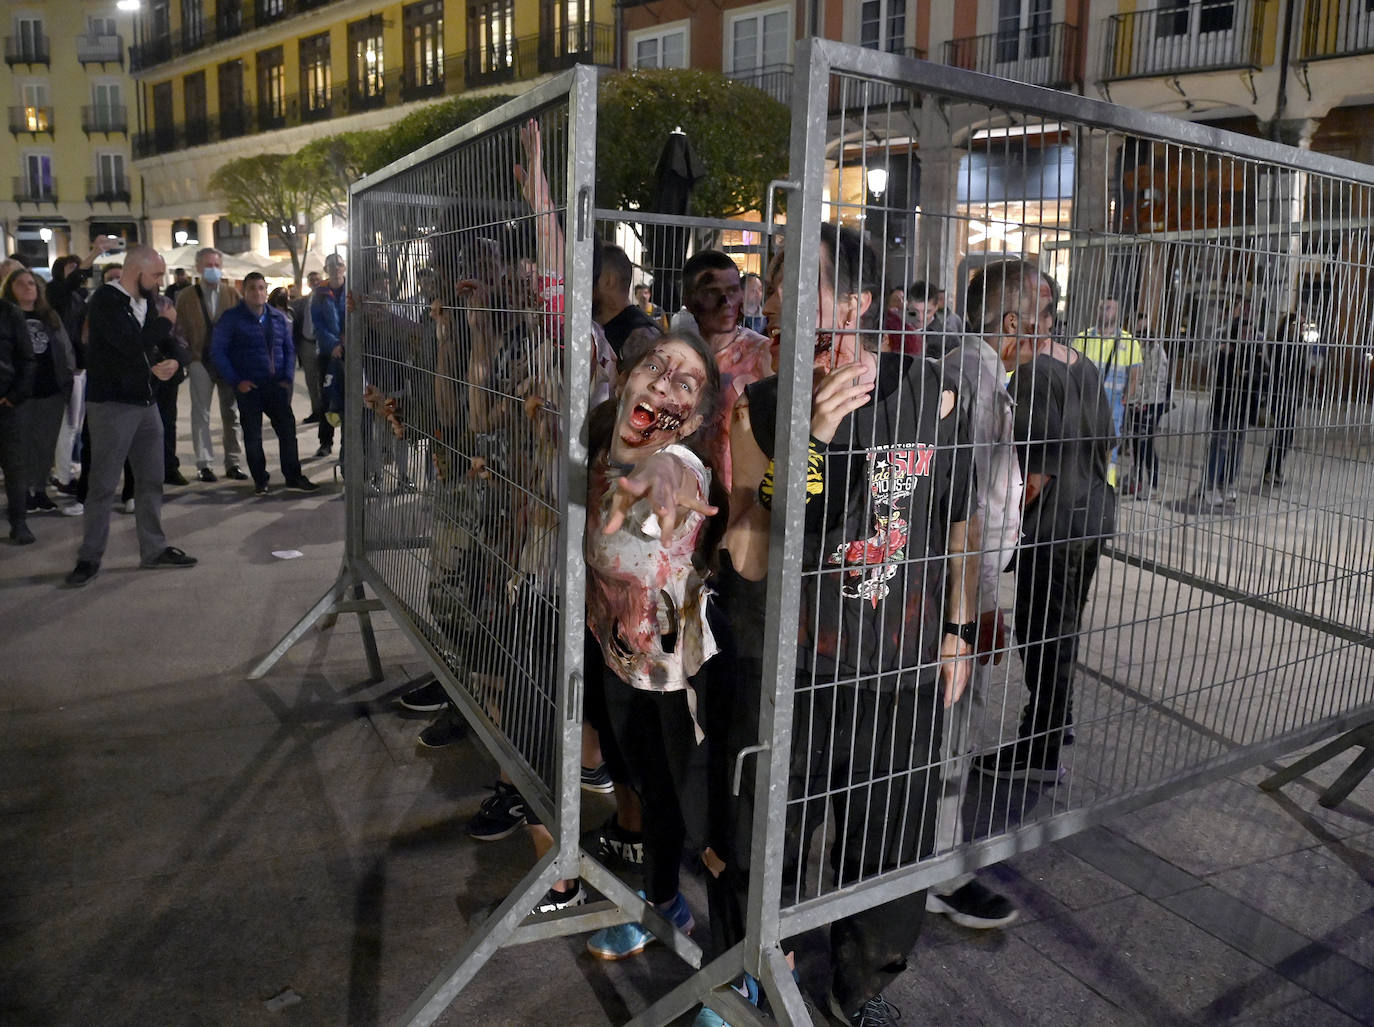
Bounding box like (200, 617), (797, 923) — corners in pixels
(648, 128), (705, 315)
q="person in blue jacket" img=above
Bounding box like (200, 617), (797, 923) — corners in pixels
(312, 252), (347, 456)
(211, 272), (317, 496)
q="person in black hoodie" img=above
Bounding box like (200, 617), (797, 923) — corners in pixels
(0, 296), (35, 543)
(64, 246), (196, 587)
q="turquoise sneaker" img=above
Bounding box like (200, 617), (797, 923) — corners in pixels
(586, 891), (694, 960)
(691, 974), (760, 1026)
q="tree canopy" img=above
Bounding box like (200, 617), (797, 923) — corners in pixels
(595, 69), (791, 218)
(208, 153), (319, 286)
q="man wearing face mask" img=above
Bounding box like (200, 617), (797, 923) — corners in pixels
(175, 247), (246, 483)
(65, 246), (196, 587)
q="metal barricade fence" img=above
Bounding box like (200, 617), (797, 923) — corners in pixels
(631, 39), (1374, 1026)
(251, 44), (1374, 1027)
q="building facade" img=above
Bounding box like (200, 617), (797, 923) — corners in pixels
(125, 0), (613, 254)
(1, 0), (141, 266)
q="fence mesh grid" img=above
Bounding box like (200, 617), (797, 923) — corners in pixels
(350, 98), (576, 799)
(772, 48), (1374, 920)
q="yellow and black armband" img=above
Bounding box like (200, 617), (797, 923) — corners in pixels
(757, 437), (826, 510)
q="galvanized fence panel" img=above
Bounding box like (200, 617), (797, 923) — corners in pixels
(671, 38), (1374, 1026)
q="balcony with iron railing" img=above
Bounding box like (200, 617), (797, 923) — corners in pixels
(1103, 0), (1263, 81)
(5, 34), (50, 66)
(13, 177), (57, 205)
(130, 0), (345, 71)
(82, 105), (129, 135)
(86, 176), (132, 205)
(9, 106), (53, 135)
(77, 34), (124, 65)
(1300, 0), (1374, 60)
(944, 22), (1080, 90)
(725, 63), (794, 105)
(465, 23), (615, 86)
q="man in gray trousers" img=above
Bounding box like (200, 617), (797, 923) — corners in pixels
(65, 246), (197, 587)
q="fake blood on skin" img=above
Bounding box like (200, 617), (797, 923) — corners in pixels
(621, 401), (690, 446)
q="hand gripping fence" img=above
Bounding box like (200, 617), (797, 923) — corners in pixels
(252, 40), (1374, 1026)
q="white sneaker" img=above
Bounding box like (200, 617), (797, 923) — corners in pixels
(1225, 488), (1238, 502)
(1203, 490), (1224, 509)
(122, 498), (135, 514)
(60, 502), (84, 517)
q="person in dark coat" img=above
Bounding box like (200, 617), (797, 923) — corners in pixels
(0, 296), (34, 543)
(64, 246), (196, 587)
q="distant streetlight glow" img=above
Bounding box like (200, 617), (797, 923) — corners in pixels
(866, 167), (888, 198)
(116, 0), (142, 10)
(174, 229), (189, 246)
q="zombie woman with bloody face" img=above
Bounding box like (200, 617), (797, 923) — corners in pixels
(582, 330), (726, 960)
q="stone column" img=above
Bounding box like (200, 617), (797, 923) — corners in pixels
(248, 221), (270, 256)
(196, 213), (220, 248)
(913, 110), (968, 308)
(149, 218), (174, 251)
(1064, 129), (1114, 334)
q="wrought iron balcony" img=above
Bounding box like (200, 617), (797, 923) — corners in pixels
(82, 105), (128, 135)
(9, 106), (53, 135)
(944, 22), (1080, 89)
(1300, 0), (1374, 60)
(466, 23), (614, 87)
(130, 0), (347, 71)
(4, 34), (50, 66)
(86, 176), (132, 205)
(13, 177), (57, 205)
(726, 64), (794, 105)
(77, 34), (124, 65)
(1103, 0), (1263, 81)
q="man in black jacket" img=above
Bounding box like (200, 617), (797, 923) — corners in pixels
(65, 246), (196, 587)
(0, 297), (35, 543)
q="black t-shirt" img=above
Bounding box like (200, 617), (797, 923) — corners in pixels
(26, 314), (58, 398)
(1010, 352), (1116, 543)
(601, 304), (660, 359)
(746, 353), (974, 684)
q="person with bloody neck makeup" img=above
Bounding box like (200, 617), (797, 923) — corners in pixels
(703, 222), (977, 1027)
(582, 330), (724, 962)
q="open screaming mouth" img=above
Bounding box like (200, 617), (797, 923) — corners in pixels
(627, 403), (684, 439)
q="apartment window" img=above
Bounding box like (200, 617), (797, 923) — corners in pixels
(256, 0), (286, 24)
(183, 71), (207, 142)
(300, 32), (332, 119)
(403, 1), (444, 95)
(181, 0), (204, 48)
(545, 0), (590, 58)
(726, 4), (791, 76)
(348, 16), (386, 107)
(148, 1), (171, 39)
(471, 1), (515, 74)
(1157, 0), (1234, 38)
(22, 153), (53, 198)
(88, 16), (116, 37)
(257, 46), (286, 127)
(87, 82), (122, 132)
(152, 80), (174, 148)
(13, 16), (45, 60)
(96, 153), (126, 198)
(218, 0), (244, 38)
(18, 82), (48, 132)
(219, 59), (246, 136)
(629, 24), (688, 68)
(860, 0), (905, 53)
(997, 0), (1052, 61)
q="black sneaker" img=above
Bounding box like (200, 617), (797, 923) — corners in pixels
(417, 707), (469, 748)
(64, 560), (100, 587)
(397, 677), (449, 712)
(926, 879), (1019, 929)
(53, 478), (78, 496)
(164, 469), (189, 486)
(970, 742), (1062, 783)
(828, 991), (901, 1026)
(532, 881), (586, 915)
(581, 814), (644, 872)
(392, 476), (418, 494)
(30, 491), (57, 512)
(581, 763), (614, 794)
(314, 445), (332, 458)
(254, 484), (270, 496)
(467, 781), (527, 841)
(141, 546), (198, 569)
(226, 465), (249, 481)
(10, 524), (35, 545)
(197, 467), (217, 483)
(286, 476), (319, 492)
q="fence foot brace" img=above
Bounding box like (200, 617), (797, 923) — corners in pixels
(247, 563), (384, 682)
(624, 943), (758, 1027)
(1260, 716), (1374, 809)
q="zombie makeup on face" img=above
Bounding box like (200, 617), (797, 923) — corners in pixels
(616, 343), (708, 453)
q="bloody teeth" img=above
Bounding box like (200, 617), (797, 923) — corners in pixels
(656, 412), (682, 432)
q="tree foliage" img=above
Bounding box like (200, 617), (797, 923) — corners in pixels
(294, 132), (378, 222)
(595, 69), (791, 218)
(360, 93), (517, 174)
(209, 153), (319, 286)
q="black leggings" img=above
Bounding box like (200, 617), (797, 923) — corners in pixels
(600, 674), (707, 905)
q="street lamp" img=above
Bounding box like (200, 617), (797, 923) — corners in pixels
(174, 229), (188, 246)
(866, 166), (889, 199)
(38, 227), (52, 243)
(116, 1), (141, 11)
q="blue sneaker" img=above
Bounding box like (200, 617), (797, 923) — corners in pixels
(586, 890), (694, 960)
(691, 974), (760, 1026)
